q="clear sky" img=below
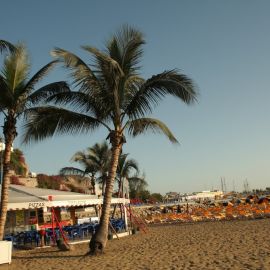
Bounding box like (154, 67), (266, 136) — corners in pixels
(1, 0), (270, 194)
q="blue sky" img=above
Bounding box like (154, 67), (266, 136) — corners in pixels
(1, 0), (270, 194)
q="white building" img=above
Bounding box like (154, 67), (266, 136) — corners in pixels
(187, 190), (223, 201)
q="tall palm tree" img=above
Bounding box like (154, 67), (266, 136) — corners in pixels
(60, 141), (111, 195)
(0, 42), (69, 239)
(23, 25), (198, 253)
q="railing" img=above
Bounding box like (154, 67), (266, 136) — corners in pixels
(4, 218), (126, 248)
(125, 205), (149, 233)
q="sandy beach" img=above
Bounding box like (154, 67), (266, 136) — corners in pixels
(1, 218), (270, 270)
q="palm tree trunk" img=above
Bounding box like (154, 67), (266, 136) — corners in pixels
(89, 133), (123, 254)
(101, 177), (106, 196)
(90, 175), (96, 195)
(0, 116), (17, 240)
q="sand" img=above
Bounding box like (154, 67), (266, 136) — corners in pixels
(1, 219), (270, 270)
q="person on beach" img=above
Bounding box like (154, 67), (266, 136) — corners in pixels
(39, 229), (46, 247)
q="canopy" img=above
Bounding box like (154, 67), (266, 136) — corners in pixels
(6, 184), (129, 210)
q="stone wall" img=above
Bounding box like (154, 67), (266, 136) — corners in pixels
(18, 177), (38, 188)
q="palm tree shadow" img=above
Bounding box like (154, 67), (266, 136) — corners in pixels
(13, 254), (84, 259)
(15, 249), (60, 254)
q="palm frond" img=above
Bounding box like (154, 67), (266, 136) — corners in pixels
(87, 141), (111, 166)
(28, 81), (70, 104)
(82, 46), (124, 80)
(106, 25), (145, 76)
(23, 60), (59, 94)
(45, 90), (110, 120)
(106, 38), (121, 69)
(123, 159), (139, 174)
(117, 153), (139, 179)
(121, 75), (145, 111)
(125, 70), (197, 119)
(96, 175), (105, 185)
(22, 106), (101, 144)
(71, 151), (87, 162)
(4, 73), (70, 121)
(27, 81), (70, 105)
(126, 117), (178, 144)
(0, 75), (13, 108)
(128, 176), (147, 185)
(2, 44), (29, 92)
(59, 167), (85, 176)
(0, 40), (16, 54)
(128, 175), (148, 191)
(51, 48), (100, 90)
(83, 46), (125, 119)
(70, 151), (98, 172)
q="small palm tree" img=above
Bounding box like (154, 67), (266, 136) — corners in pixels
(129, 175), (148, 199)
(60, 164), (98, 195)
(0, 42), (69, 239)
(60, 141), (111, 195)
(116, 153), (139, 198)
(23, 25), (198, 253)
(87, 142), (111, 195)
(112, 153), (141, 218)
(60, 150), (99, 194)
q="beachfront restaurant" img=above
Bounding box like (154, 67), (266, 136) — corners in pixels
(4, 184), (129, 235)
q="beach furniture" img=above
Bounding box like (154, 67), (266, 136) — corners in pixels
(0, 241), (12, 265)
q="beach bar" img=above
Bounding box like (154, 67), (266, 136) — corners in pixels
(4, 184), (129, 235)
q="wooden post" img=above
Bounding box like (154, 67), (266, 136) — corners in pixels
(129, 204), (133, 231)
(109, 221), (119, 240)
(69, 207), (76, 225)
(98, 204), (101, 219)
(51, 207), (56, 244)
(123, 201), (128, 231)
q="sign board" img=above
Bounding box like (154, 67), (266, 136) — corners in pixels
(15, 210), (24, 226)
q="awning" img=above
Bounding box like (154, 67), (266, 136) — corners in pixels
(7, 185), (129, 210)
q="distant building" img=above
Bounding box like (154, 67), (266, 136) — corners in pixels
(164, 192), (181, 203)
(187, 190), (223, 201)
(28, 172), (37, 178)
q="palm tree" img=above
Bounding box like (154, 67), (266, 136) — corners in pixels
(0, 42), (69, 239)
(116, 153), (139, 198)
(60, 150), (99, 195)
(112, 153), (140, 218)
(60, 164), (98, 195)
(60, 141), (111, 195)
(87, 142), (111, 195)
(23, 25), (198, 253)
(129, 175), (148, 199)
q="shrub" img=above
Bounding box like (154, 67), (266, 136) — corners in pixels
(37, 174), (65, 190)
(10, 149), (27, 176)
(10, 175), (24, 185)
